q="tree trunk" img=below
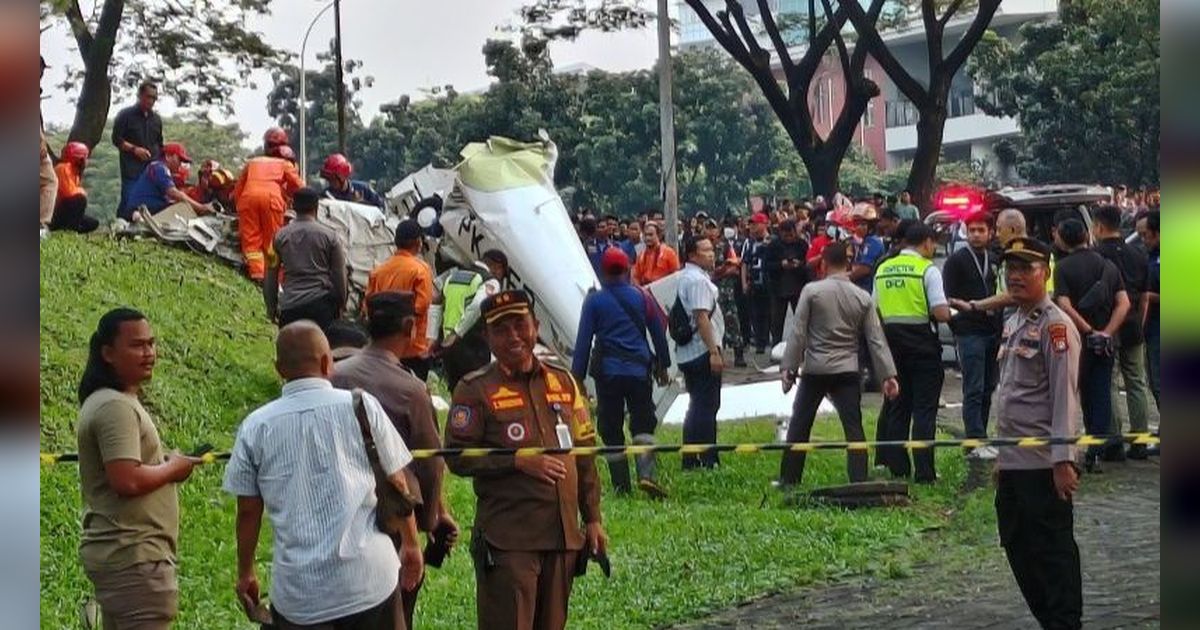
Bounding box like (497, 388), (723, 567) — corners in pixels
(804, 153), (841, 200)
(67, 0), (124, 149)
(907, 105), (948, 212)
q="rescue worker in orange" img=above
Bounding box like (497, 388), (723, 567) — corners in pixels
(50, 141), (100, 233)
(233, 127), (304, 282)
(366, 219), (435, 380)
(445, 289), (607, 630)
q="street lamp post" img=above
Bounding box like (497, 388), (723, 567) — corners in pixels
(656, 0), (679, 249)
(300, 0), (337, 180)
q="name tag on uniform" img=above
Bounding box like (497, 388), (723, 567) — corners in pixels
(552, 403), (574, 448)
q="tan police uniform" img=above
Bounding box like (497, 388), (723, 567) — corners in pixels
(444, 292), (602, 630)
(992, 237), (1083, 629)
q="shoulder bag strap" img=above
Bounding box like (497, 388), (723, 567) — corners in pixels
(351, 388), (387, 480)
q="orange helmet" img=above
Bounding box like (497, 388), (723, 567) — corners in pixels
(210, 168), (235, 189)
(321, 153), (352, 179)
(63, 141), (90, 163)
(263, 126), (289, 149)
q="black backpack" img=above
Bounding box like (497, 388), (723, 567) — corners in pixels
(668, 295), (695, 345)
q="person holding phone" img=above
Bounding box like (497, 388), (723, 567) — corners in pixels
(76, 308), (204, 629)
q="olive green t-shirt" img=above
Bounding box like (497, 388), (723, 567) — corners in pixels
(77, 388), (179, 572)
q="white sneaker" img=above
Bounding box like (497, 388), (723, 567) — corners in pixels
(969, 445), (999, 460)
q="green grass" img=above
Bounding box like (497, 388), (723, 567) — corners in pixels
(41, 233), (996, 629)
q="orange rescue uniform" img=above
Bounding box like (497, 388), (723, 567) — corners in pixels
(365, 250), (434, 359)
(54, 162), (85, 200)
(632, 244), (681, 285)
(233, 156), (304, 280)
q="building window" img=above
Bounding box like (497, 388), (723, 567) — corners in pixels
(814, 77), (832, 125)
(863, 70), (875, 128)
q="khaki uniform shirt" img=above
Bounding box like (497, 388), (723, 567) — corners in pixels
(445, 359), (601, 551)
(994, 297), (1082, 470)
(781, 273), (896, 378)
(331, 346), (444, 532)
(77, 389), (179, 572)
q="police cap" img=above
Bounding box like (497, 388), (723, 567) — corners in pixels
(481, 289), (533, 325)
(1003, 237), (1052, 265)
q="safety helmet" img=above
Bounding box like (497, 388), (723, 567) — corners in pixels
(63, 141), (90, 163)
(850, 202), (879, 223)
(321, 153), (353, 179)
(263, 127), (289, 149)
(210, 168), (235, 189)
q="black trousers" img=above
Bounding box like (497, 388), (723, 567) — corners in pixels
(443, 337), (491, 392)
(779, 372), (867, 486)
(279, 293), (340, 332)
(51, 195), (99, 233)
(770, 294), (800, 347)
(595, 374), (658, 444)
(401, 356), (432, 382)
(878, 350), (944, 482)
(680, 353), (722, 469)
(996, 469), (1082, 630)
(271, 584), (405, 629)
(749, 285), (772, 351)
(734, 282), (753, 348)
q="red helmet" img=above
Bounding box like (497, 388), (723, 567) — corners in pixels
(63, 141), (90, 163)
(275, 145), (296, 161)
(321, 153), (352, 179)
(263, 126), (289, 148)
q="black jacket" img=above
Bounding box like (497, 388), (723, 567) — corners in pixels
(111, 105), (163, 181)
(763, 238), (809, 298)
(1095, 237), (1147, 346)
(943, 246), (1002, 336)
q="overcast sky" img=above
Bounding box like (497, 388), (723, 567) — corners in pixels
(40, 0), (675, 140)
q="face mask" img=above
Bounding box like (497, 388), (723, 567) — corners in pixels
(723, 227), (736, 240)
(825, 225), (838, 239)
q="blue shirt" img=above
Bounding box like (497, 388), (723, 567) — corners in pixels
(853, 235), (885, 292)
(572, 281), (672, 380)
(582, 238), (616, 277)
(618, 239), (638, 265)
(124, 160), (176, 217)
(325, 180), (384, 209)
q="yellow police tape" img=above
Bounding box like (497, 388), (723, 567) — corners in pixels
(39, 433), (1158, 465)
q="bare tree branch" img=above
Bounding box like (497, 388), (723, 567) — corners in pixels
(725, 1), (770, 71)
(944, 0), (1002, 74)
(922, 0), (943, 75)
(820, 0), (851, 83)
(850, 0), (888, 69)
(65, 0), (94, 60)
(843, 0), (927, 103)
(808, 0), (817, 46)
(939, 0), (967, 27)
(756, 0), (794, 79)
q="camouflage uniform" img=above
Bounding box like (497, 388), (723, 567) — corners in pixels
(714, 238), (744, 354)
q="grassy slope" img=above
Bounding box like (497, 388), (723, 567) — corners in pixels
(41, 234), (993, 629)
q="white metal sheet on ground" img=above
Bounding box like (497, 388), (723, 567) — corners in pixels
(662, 380), (835, 425)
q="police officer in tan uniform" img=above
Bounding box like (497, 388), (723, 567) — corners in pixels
(993, 237), (1083, 630)
(445, 290), (607, 630)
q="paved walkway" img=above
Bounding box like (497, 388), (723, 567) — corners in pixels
(676, 460), (1160, 629)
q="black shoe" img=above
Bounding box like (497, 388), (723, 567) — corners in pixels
(755, 346), (766, 355)
(1101, 445), (1127, 463)
(734, 355), (747, 368)
(1127, 444), (1149, 460)
(1084, 456), (1103, 474)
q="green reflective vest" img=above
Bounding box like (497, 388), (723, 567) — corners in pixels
(442, 269), (482, 334)
(874, 252), (933, 325)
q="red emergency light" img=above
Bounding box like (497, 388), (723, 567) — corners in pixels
(933, 185), (985, 220)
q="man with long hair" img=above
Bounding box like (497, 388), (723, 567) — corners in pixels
(76, 308), (202, 629)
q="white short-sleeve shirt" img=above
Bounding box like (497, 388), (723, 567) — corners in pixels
(223, 378), (412, 625)
(676, 262), (724, 365)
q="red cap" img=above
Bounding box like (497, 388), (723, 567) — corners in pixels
(600, 247), (630, 274)
(750, 212), (769, 225)
(162, 142), (192, 163)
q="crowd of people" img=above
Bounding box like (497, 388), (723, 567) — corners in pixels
(55, 83), (1163, 628)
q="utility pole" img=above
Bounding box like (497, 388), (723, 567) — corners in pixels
(656, 0), (679, 249)
(333, 0), (347, 154)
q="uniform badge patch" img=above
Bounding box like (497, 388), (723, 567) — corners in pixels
(1025, 327), (1040, 340)
(488, 386), (526, 411)
(449, 405), (474, 432)
(1048, 323), (1069, 354)
(505, 422), (527, 444)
